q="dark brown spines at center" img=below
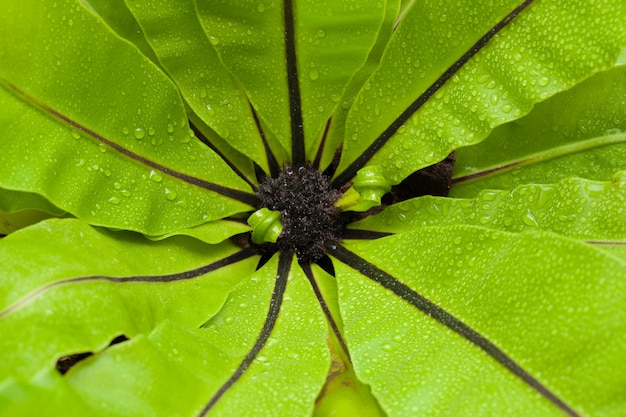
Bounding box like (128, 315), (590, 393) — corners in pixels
(257, 165), (342, 262)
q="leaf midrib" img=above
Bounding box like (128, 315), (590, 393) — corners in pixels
(453, 133), (626, 183)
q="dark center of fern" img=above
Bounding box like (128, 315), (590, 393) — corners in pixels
(257, 165), (342, 263)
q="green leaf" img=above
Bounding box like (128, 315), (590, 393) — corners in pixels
(195, 0), (387, 163)
(81, 0), (161, 65)
(319, 0), (401, 170)
(0, 218), (257, 380)
(0, 188), (65, 234)
(0, 188), (64, 215)
(452, 65), (626, 197)
(0, 372), (93, 417)
(0, 210), (57, 235)
(334, 0), (626, 185)
(2, 1), (626, 416)
(333, 227), (626, 416)
(126, 0), (284, 173)
(146, 219), (251, 245)
(0, 0), (255, 235)
(61, 256), (329, 416)
(350, 173), (626, 243)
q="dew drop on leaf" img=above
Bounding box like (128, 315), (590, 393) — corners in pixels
(481, 190), (498, 201)
(149, 170), (163, 183)
(164, 188), (177, 201)
(133, 127), (145, 140)
(309, 68), (320, 80)
(522, 209), (538, 227)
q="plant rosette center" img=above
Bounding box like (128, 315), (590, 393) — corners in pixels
(252, 165), (342, 262)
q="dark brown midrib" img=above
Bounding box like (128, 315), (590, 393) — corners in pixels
(332, 0), (536, 188)
(327, 242), (581, 417)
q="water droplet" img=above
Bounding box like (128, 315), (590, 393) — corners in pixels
(121, 189), (131, 197)
(209, 35), (219, 45)
(133, 127), (145, 140)
(164, 188), (177, 201)
(108, 196), (120, 205)
(199, 88), (207, 99)
(113, 182), (122, 190)
(75, 159), (85, 167)
(522, 209), (538, 227)
(122, 127), (129, 135)
(308, 68), (319, 80)
(148, 127), (155, 136)
(316, 29), (326, 39)
(71, 132), (80, 139)
(149, 170), (163, 182)
(167, 124), (174, 133)
(206, 103), (215, 116)
(481, 190), (498, 201)
(538, 76), (550, 87)
(257, 2), (265, 12)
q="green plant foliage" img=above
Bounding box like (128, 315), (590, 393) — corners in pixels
(1, 1), (625, 416)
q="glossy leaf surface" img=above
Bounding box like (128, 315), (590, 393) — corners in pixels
(1, 0), (625, 416)
(196, 0), (387, 163)
(334, 0), (626, 185)
(351, 173), (626, 242)
(452, 64), (626, 197)
(335, 228), (626, 416)
(0, 0), (255, 235)
(0, 219), (257, 380)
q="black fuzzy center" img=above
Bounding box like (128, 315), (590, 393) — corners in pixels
(257, 166), (342, 262)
